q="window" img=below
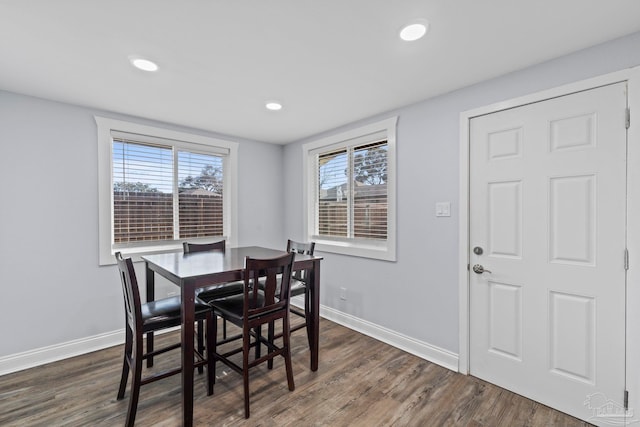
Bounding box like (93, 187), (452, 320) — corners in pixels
(304, 117), (397, 261)
(97, 117), (238, 265)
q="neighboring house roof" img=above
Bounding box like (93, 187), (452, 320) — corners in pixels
(179, 188), (221, 197)
(320, 182), (387, 201)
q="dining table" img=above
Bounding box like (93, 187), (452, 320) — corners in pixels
(141, 246), (322, 427)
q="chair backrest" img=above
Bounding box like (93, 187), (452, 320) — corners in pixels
(243, 252), (295, 321)
(115, 252), (143, 334)
(183, 240), (226, 254)
(286, 239), (315, 256)
(286, 239), (315, 281)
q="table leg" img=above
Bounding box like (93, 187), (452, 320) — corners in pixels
(145, 262), (155, 368)
(309, 260), (320, 371)
(181, 280), (195, 427)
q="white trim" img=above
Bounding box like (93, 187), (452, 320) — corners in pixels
(319, 303), (458, 371)
(302, 117), (398, 261)
(625, 66), (640, 422)
(95, 116), (239, 265)
(0, 327), (181, 377)
(0, 301), (458, 378)
(458, 114), (471, 374)
(461, 69), (631, 120)
(0, 329), (125, 376)
(458, 66), (640, 409)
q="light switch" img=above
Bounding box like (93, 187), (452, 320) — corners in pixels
(435, 202), (451, 217)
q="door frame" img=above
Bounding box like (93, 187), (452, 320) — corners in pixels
(458, 66), (640, 418)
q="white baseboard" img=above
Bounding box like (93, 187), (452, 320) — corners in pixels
(0, 326), (185, 377)
(0, 329), (125, 376)
(2, 303), (459, 377)
(292, 297), (459, 372)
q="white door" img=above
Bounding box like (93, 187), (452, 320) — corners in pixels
(469, 82), (628, 425)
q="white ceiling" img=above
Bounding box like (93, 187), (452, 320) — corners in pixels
(2, 1), (640, 144)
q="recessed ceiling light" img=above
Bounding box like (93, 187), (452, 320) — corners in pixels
(399, 20), (429, 41)
(265, 101), (283, 111)
(129, 56), (159, 72)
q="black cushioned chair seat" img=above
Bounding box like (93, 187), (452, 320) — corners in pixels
(258, 276), (305, 297)
(289, 278), (306, 296)
(210, 292), (265, 320)
(141, 296), (211, 332)
(196, 281), (245, 303)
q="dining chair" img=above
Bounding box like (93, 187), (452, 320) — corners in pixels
(115, 252), (215, 427)
(209, 252), (296, 418)
(183, 240), (244, 340)
(285, 239), (316, 342)
(262, 239), (316, 369)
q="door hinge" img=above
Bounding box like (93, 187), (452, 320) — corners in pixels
(624, 389), (629, 410)
(626, 107), (631, 129)
(625, 248), (630, 271)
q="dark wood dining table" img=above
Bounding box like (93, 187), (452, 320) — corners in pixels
(141, 246), (322, 427)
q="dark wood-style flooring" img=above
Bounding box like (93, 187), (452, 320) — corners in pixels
(0, 318), (592, 426)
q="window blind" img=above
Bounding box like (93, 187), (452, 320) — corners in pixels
(352, 141), (388, 239)
(112, 139), (173, 243)
(178, 151), (224, 238)
(112, 137), (225, 245)
(318, 149), (348, 237)
(316, 140), (388, 240)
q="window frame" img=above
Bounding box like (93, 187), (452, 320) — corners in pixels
(302, 117), (397, 261)
(96, 116), (238, 265)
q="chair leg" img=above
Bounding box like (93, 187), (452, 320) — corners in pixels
(223, 318), (227, 339)
(243, 326), (251, 419)
(267, 321), (275, 369)
(283, 318), (295, 392)
(254, 325), (261, 360)
(304, 287), (312, 349)
(206, 312), (215, 396)
(146, 331), (154, 368)
(197, 319), (204, 374)
(117, 328), (133, 400)
(125, 336), (144, 427)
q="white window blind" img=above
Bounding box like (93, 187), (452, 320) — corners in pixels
(352, 141), (388, 240)
(111, 135), (227, 247)
(177, 150), (224, 238)
(318, 149), (348, 237)
(316, 140), (388, 241)
(112, 139), (174, 243)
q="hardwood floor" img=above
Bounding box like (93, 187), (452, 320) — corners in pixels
(0, 318), (592, 426)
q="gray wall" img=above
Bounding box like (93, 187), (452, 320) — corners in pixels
(2, 30), (640, 362)
(284, 31), (640, 353)
(0, 92), (284, 357)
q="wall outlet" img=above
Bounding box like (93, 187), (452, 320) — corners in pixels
(339, 287), (347, 301)
(435, 201), (451, 217)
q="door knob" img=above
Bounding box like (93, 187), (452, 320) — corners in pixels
(472, 264), (492, 274)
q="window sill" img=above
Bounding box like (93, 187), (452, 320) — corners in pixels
(100, 237), (231, 266)
(99, 243), (183, 266)
(312, 237), (396, 261)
